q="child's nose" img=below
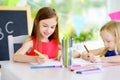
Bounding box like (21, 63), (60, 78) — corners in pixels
(47, 28), (51, 33)
(104, 43), (109, 48)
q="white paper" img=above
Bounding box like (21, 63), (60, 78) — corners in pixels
(30, 59), (62, 67)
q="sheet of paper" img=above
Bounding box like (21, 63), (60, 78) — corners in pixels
(71, 58), (120, 69)
(30, 59), (62, 68)
(72, 58), (92, 66)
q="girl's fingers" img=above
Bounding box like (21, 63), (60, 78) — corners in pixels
(37, 57), (46, 64)
(39, 54), (48, 60)
(43, 54), (48, 59)
(53, 55), (61, 61)
(89, 56), (101, 63)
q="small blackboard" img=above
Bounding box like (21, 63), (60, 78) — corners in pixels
(0, 6), (32, 60)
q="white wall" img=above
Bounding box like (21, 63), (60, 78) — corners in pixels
(107, 0), (120, 13)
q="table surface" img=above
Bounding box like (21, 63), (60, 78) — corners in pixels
(1, 60), (120, 80)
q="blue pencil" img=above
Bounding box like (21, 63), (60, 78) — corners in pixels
(31, 65), (63, 69)
(74, 68), (101, 74)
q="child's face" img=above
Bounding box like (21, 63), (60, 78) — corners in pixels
(39, 17), (57, 40)
(100, 30), (115, 51)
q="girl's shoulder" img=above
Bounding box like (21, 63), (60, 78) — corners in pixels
(22, 37), (33, 47)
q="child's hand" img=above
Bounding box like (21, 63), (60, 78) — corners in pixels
(89, 56), (101, 63)
(54, 51), (62, 61)
(35, 55), (48, 64)
(35, 56), (45, 64)
(54, 56), (61, 61)
(42, 54), (49, 60)
(81, 53), (91, 60)
(54, 54), (61, 61)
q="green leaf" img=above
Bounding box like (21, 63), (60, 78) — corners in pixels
(8, 0), (20, 6)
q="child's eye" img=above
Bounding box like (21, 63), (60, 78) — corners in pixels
(107, 41), (110, 43)
(43, 25), (47, 27)
(51, 26), (55, 29)
(51, 27), (54, 29)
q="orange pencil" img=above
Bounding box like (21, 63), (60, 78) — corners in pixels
(34, 49), (45, 58)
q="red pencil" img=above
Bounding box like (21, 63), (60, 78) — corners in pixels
(84, 45), (89, 53)
(84, 45), (90, 58)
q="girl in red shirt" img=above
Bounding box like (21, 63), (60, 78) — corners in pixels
(13, 7), (61, 64)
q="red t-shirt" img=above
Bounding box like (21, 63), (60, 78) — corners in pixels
(26, 38), (59, 59)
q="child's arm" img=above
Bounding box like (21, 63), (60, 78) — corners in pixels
(73, 47), (105, 59)
(91, 55), (120, 63)
(13, 53), (46, 64)
(81, 47), (105, 61)
(72, 49), (81, 58)
(13, 40), (46, 64)
(54, 45), (62, 61)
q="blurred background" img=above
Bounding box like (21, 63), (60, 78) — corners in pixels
(0, 0), (112, 43)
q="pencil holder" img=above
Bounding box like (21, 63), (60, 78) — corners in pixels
(62, 37), (73, 68)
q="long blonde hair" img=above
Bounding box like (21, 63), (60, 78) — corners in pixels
(100, 20), (120, 56)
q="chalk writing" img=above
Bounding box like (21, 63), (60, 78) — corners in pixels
(0, 21), (14, 40)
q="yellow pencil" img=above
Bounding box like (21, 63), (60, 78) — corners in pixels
(34, 49), (45, 58)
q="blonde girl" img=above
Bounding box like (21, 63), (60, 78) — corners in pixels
(76, 20), (120, 62)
